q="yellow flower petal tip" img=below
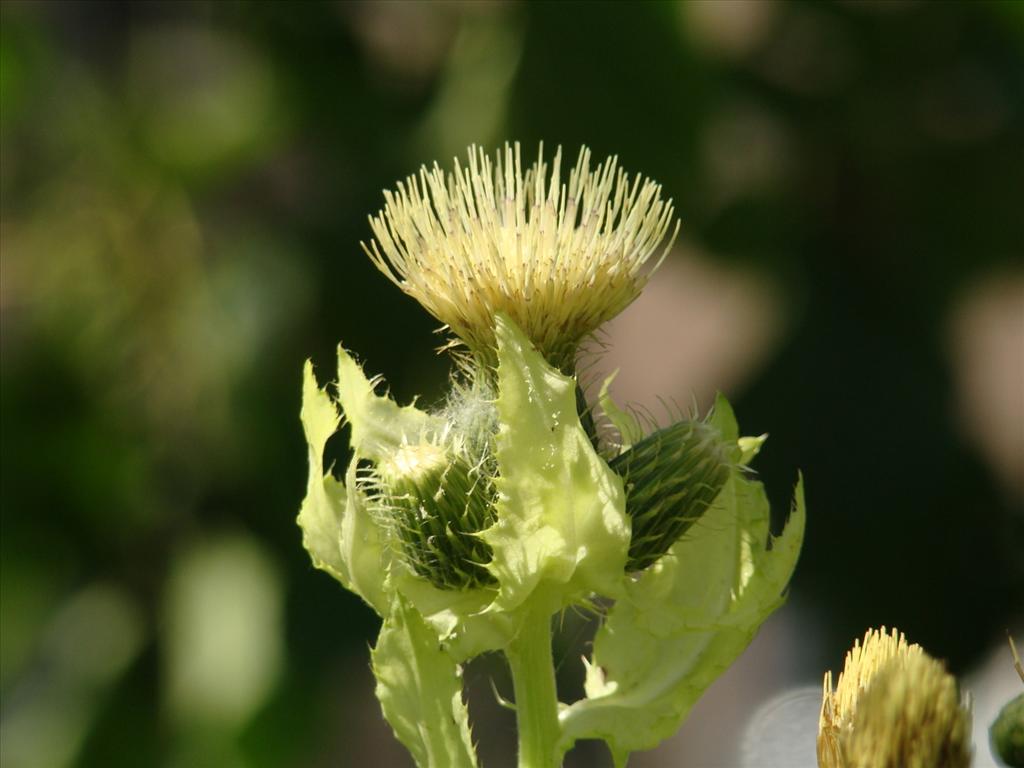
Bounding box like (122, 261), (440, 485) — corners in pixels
(362, 142), (679, 368)
(818, 627), (972, 768)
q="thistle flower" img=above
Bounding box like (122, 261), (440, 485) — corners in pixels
(362, 143), (678, 369)
(818, 627), (972, 768)
(300, 143), (807, 768)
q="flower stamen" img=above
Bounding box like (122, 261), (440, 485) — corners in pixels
(362, 143), (679, 369)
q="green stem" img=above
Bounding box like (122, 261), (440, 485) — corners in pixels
(506, 610), (562, 768)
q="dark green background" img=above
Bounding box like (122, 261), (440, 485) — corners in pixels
(2, 1), (1022, 766)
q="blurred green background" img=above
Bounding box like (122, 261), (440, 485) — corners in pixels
(1, 1), (1022, 766)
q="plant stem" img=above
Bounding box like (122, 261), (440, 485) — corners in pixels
(506, 610), (561, 768)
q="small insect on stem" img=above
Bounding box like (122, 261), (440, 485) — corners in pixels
(1009, 631), (1024, 685)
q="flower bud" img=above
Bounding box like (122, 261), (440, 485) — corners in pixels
(991, 692), (1024, 767)
(374, 441), (497, 590)
(609, 419), (732, 571)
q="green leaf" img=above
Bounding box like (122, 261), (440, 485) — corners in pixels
(298, 361), (343, 576)
(372, 596), (479, 768)
(738, 434), (768, 465)
(388, 566), (518, 662)
(598, 371), (643, 452)
(297, 360), (390, 614)
(335, 344), (442, 461)
(558, 397), (805, 763)
(482, 314), (631, 614)
(708, 391), (741, 449)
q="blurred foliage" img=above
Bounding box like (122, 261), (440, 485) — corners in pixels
(0, 1), (1021, 767)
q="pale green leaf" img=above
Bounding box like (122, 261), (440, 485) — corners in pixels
(372, 596), (479, 768)
(482, 314), (631, 614)
(708, 391), (741, 448)
(297, 360), (390, 614)
(738, 434), (768, 465)
(298, 360), (344, 578)
(388, 565), (519, 662)
(338, 459), (393, 614)
(598, 371), (643, 452)
(558, 395), (805, 762)
(335, 345), (442, 461)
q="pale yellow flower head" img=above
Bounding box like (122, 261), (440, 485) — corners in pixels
(818, 627), (971, 768)
(362, 143), (678, 368)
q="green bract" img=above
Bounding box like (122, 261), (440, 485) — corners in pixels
(298, 315), (805, 767)
(375, 440), (497, 590)
(483, 315), (631, 615)
(611, 417), (733, 571)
